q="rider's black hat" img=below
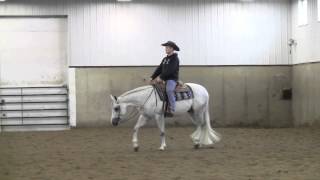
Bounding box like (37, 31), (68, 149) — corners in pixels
(161, 41), (180, 51)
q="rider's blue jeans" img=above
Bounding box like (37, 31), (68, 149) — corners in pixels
(166, 80), (177, 112)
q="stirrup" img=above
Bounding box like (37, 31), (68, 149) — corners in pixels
(164, 111), (174, 118)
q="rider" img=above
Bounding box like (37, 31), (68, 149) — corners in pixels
(150, 41), (180, 117)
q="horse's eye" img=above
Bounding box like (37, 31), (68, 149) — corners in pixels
(114, 107), (120, 112)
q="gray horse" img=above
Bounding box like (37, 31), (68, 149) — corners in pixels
(110, 83), (221, 151)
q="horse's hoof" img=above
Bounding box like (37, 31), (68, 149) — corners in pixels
(134, 147), (139, 152)
(194, 144), (200, 149)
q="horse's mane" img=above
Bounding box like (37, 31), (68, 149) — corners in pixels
(119, 85), (153, 98)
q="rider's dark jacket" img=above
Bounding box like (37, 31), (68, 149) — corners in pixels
(151, 53), (179, 81)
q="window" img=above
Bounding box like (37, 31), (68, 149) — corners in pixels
(298, 0), (308, 26)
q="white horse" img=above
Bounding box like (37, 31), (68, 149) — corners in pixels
(110, 83), (221, 151)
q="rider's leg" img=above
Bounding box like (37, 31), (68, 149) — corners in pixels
(166, 80), (177, 112)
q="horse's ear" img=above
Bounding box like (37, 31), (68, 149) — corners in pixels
(110, 95), (116, 102)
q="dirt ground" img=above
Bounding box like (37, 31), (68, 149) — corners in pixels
(0, 127), (320, 180)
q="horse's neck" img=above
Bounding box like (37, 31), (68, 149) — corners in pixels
(118, 86), (153, 106)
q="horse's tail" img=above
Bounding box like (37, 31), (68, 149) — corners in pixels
(203, 101), (221, 144)
(191, 99), (222, 145)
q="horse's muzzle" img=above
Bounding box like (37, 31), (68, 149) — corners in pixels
(111, 117), (121, 126)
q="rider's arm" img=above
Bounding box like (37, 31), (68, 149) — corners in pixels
(151, 60), (164, 80)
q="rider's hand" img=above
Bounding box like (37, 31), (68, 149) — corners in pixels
(156, 77), (164, 84)
(149, 78), (155, 85)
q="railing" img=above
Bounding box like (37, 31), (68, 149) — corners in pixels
(0, 86), (69, 126)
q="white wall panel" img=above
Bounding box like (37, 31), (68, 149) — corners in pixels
(0, 0), (291, 66)
(0, 17), (67, 86)
(292, 0), (320, 64)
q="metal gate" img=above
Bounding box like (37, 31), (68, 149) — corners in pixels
(0, 86), (69, 131)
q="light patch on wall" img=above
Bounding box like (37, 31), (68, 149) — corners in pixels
(109, 6), (143, 61)
(226, 4), (273, 64)
(298, 0), (308, 26)
(229, 9), (256, 62)
(231, 11), (253, 35)
(318, 0), (320, 21)
(114, 12), (139, 39)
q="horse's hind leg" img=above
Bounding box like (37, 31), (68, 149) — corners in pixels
(155, 114), (166, 151)
(188, 111), (205, 149)
(132, 115), (148, 152)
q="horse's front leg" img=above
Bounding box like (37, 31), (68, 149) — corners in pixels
(155, 114), (166, 151)
(132, 115), (148, 152)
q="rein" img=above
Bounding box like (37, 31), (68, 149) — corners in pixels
(119, 86), (157, 121)
(119, 86), (153, 98)
(142, 87), (155, 107)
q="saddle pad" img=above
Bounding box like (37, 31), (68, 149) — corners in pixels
(153, 84), (194, 102)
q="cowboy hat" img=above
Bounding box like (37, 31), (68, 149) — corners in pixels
(161, 41), (180, 51)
